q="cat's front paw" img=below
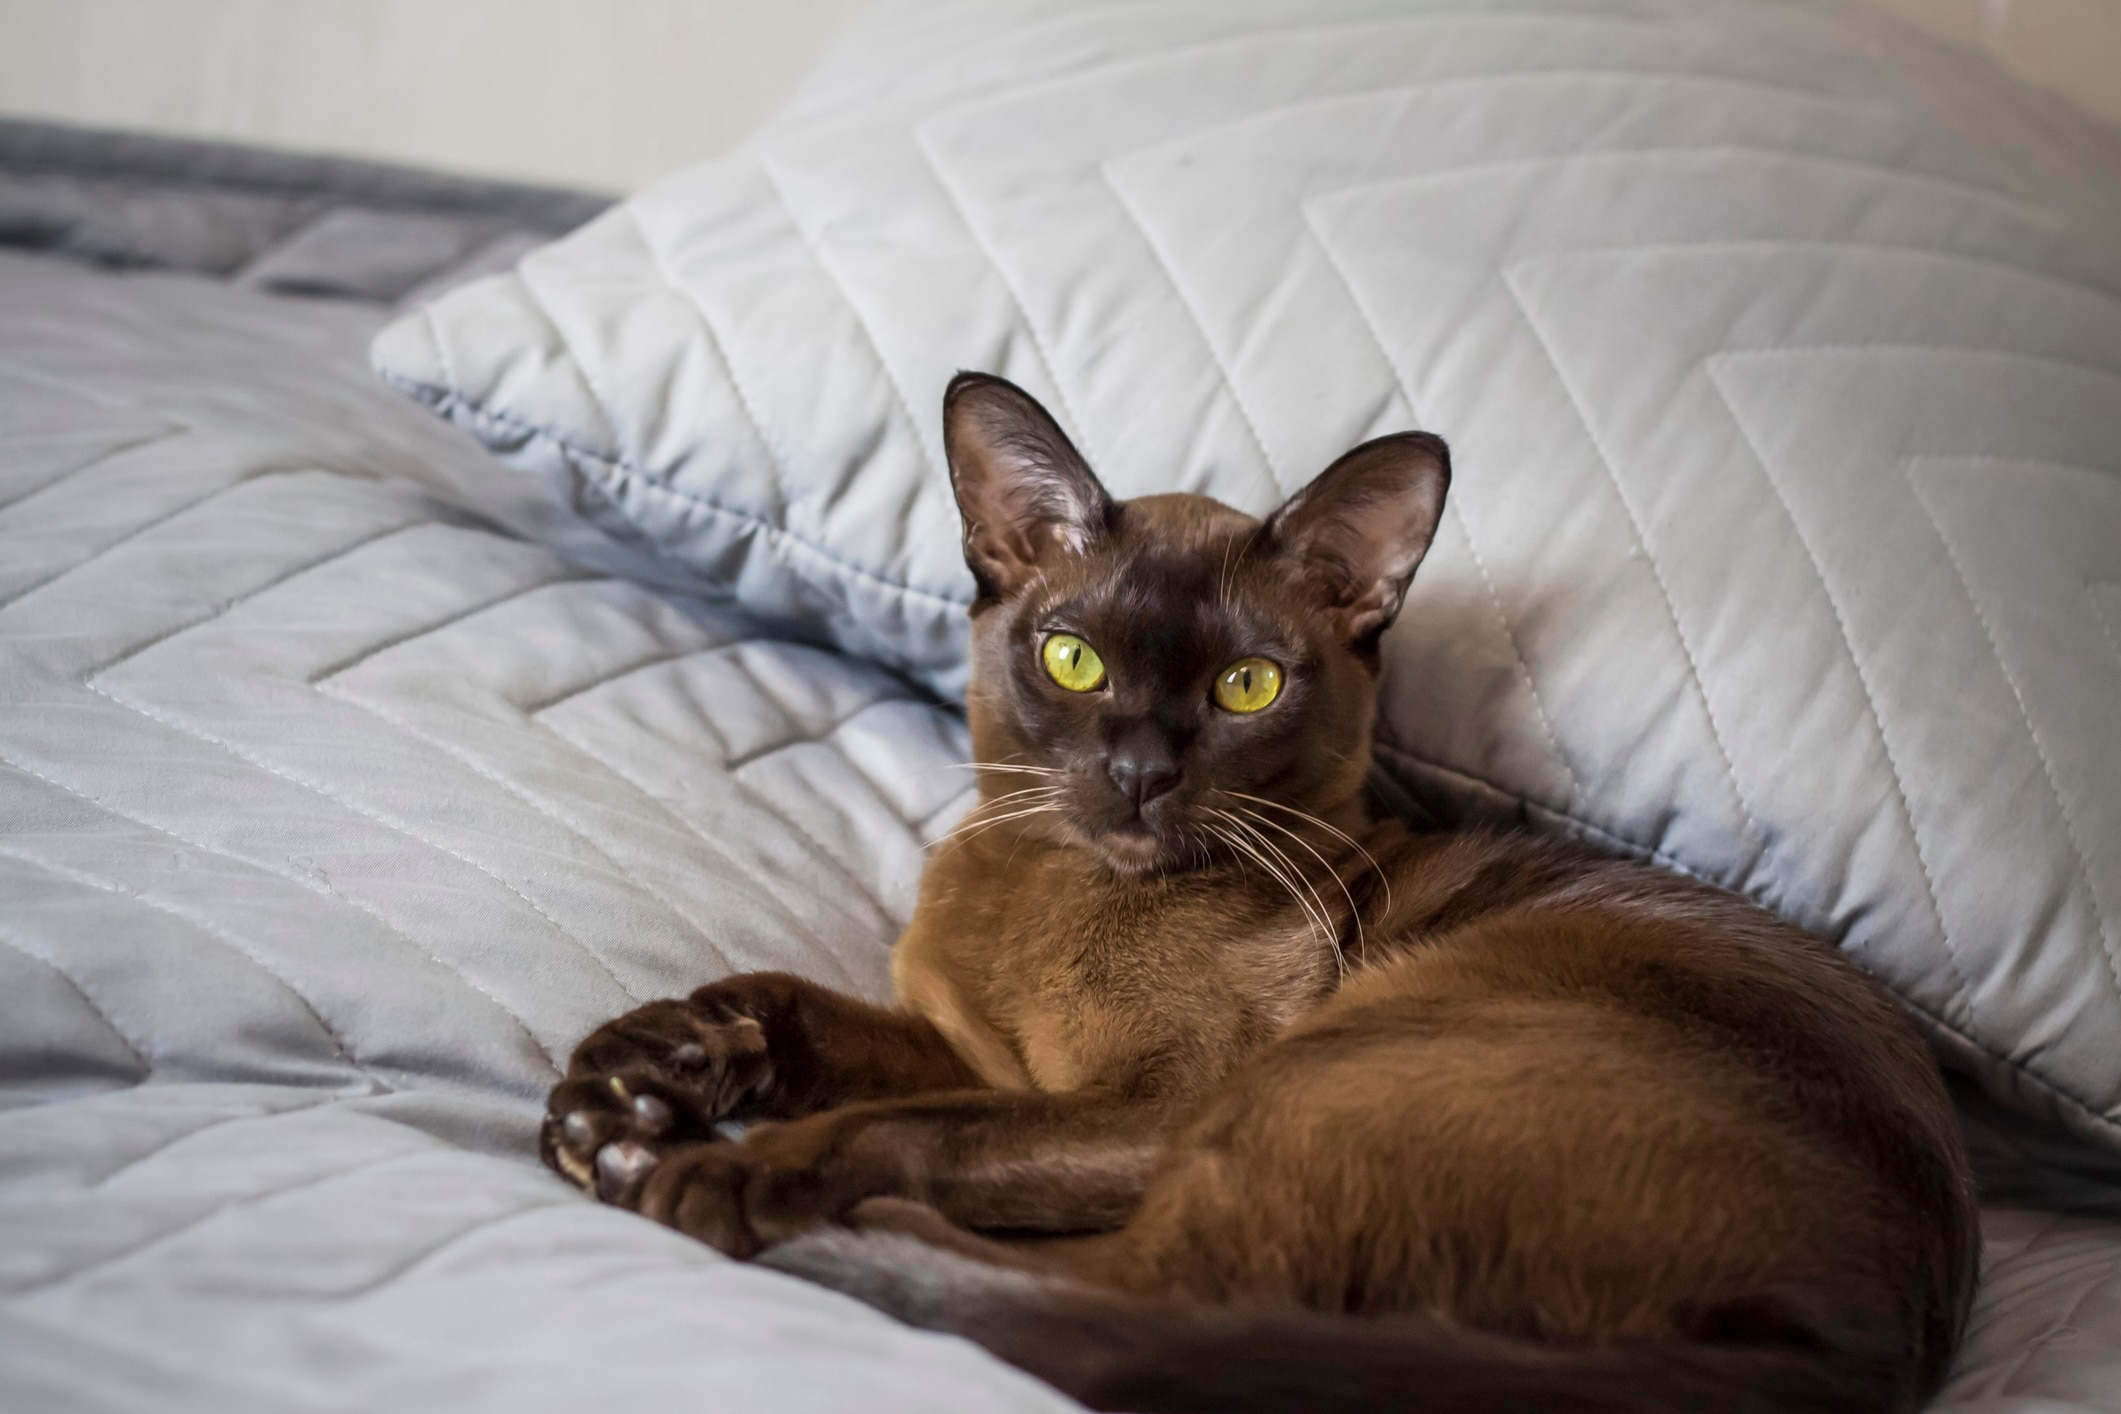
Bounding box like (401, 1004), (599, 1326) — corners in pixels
(540, 995), (771, 1194)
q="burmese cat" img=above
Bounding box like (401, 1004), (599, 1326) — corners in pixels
(542, 374), (1976, 1413)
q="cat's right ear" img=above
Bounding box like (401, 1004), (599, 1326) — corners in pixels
(943, 372), (1115, 601)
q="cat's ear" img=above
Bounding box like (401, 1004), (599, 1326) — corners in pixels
(1265, 432), (1450, 648)
(943, 372), (1115, 601)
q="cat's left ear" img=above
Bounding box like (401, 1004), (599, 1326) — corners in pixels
(1264, 432), (1450, 648)
(943, 372), (1116, 602)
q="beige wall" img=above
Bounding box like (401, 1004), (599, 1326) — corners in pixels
(0, 0), (2114, 194)
(0, 0), (870, 192)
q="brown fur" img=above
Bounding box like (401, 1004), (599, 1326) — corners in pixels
(543, 374), (1977, 1413)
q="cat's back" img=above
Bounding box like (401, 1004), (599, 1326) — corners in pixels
(1225, 822), (1980, 1371)
(1343, 824), (1960, 1167)
(1350, 825), (1930, 1078)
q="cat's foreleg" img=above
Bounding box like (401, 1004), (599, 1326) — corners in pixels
(592, 1088), (1168, 1259)
(540, 971), (982, 1194)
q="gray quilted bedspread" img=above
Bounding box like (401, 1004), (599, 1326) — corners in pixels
(0, 248), (1070, 1413)
(0, 228), (2116, 1408)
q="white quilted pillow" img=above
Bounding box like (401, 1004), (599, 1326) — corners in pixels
(374, 0), (2121, 1151)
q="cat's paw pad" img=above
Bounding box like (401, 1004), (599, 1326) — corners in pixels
(541, 998), (771, 1192)
(542, 1072), (680, 1192)
(593, 1138), (661, 1203)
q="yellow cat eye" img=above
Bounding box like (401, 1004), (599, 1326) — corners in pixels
(1041, 633), (1107, 692)
(1214, 658), (1283, 714)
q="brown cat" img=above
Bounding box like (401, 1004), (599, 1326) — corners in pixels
(541, 373), (1977, 1414)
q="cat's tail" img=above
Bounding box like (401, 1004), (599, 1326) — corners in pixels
(759, 1225), (1926, 1414)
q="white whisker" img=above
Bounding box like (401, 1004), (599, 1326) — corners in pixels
(1224, 810), (1346, 980)
(1209, 818), (1337, 974)
(957, 783), (1063, 816)
(1234, 804), (1368, 965)
(939, 791), (1066, 853)
(894, 759), (1064, 792)
(946, 761), (1066, 776)
(940, 786), (1060, 837)
(947, 808), (1059, 850)
(1226, 791), (1392, 916)
(1207, 808), (1342, 978)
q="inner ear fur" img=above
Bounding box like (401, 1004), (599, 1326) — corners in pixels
(1263, 431), (1451, 648)
(943, 372), (1115, 601)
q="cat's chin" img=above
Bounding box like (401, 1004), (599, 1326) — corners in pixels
(1088, 825), (1178, 877)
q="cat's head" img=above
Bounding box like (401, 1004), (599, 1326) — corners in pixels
(944, 373), (1449, 875)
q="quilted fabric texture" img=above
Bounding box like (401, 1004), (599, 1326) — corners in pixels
(3, 186), (2120, 1413)
(376, 0), (2121, 1153)
(0, 250), (1071, 1413)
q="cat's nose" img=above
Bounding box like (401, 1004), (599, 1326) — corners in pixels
(1107, 728), (1180, 809)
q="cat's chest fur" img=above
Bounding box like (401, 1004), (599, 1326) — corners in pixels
(893, 830), (1339, 1100)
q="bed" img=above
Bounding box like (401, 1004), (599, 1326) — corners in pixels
(4, 3), (2120, 1409)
